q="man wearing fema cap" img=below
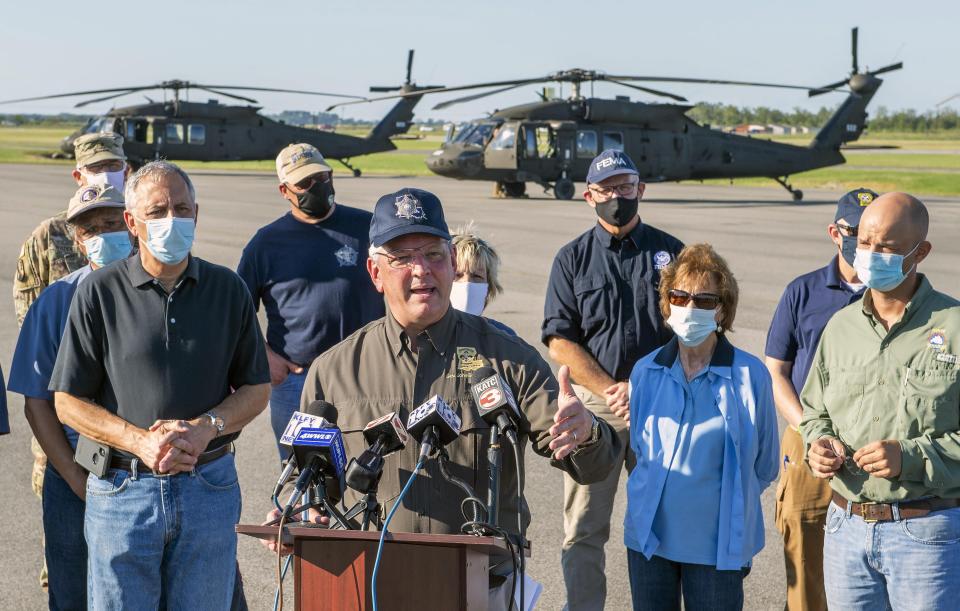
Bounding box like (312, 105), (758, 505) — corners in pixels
(237, 143), (384, 456)
(8, 184), (132, 609)
(10, 130), (131, 594)
(298, 187), (620, 609)
(764, 187), (878, 611)
(542, 149), (684, 610)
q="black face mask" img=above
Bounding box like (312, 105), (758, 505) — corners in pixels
(840, 234), (858, 266)
(594, 196), (638, 227)
(294, 178), (335, 218)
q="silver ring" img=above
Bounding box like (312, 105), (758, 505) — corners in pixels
(572, 431), (578, 442)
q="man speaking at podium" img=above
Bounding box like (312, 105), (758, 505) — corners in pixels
(298, 187), (621, 607)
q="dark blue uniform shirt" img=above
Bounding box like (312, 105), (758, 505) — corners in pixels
(764, 255), (865, 392)
(0, 365), (8, 435)
(237, 206), (385, 366)
(542, 222), (684, 382)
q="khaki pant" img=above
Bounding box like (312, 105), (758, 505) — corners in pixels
(562, 385), (634, 611)
(774, 426), (832, 611)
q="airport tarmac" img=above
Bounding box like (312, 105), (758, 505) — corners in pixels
(1, 164), (958, 610)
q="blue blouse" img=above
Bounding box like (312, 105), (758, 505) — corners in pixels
(624, 336), (779, 570)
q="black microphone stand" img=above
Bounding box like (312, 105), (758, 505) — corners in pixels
(487, 423), (502, 528)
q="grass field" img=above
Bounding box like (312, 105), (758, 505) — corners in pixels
(2, 125), (957, 195)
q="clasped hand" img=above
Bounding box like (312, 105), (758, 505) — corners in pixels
(136, 418), (218, 474)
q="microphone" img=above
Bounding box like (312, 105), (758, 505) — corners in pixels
(469, 367), (521, 445)
(406, 395), (462, 460)
(272, 401), (338, 498)
(282, 404), (345, 518)
(345, 412), (409, 494)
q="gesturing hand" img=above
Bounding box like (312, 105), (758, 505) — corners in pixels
(549, 365), (595, 460)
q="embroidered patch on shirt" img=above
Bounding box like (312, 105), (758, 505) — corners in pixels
(928, 328), (947, 352)
(455, 346), (485, 375)
(334, 244), (358, 267)
(654, 251), (671, 270)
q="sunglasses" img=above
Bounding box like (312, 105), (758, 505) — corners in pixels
(668, 289), (720, 310)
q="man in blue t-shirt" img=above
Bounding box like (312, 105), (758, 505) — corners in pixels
(237, 143), (385, 455)
(9, 184), (132, 610)
(764, 187), (878, 611)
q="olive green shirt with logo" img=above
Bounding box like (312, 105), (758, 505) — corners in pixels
(13, 212), (87, 326)
(300, 307), (620, 540)
(801, 275), (960, 502)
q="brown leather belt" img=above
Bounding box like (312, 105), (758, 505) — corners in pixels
(109, 443), (232, 476)
(832, 492), (960, 522)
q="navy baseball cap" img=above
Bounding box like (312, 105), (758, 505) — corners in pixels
(586, 149), (639, 184)
(834, 187), (879, 224)
(369, 187), (451, 247)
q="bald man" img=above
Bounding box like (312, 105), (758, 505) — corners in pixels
(801, 192), (960, 610)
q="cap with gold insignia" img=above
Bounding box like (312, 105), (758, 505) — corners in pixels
(66, 184), (126, 222)
(276, 143), (333, 185)
(74, 132), (126, 168)
(835, 187), (879, 224)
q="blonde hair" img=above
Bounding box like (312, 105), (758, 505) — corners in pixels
(451, 222), (504, 305)
(658, 243), (739, 333)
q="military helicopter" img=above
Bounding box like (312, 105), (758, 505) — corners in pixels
(1, 51), (439, 176)
(331, 28), (900, 200)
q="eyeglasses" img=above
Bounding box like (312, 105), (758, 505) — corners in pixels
(668, 289), (720, 310)
(589, 181), (639, 199)
(836, 222), (858, 237)
(292, 173), (330, 191)
(84, 159), (125, 174)
(376, 244), (450, 269)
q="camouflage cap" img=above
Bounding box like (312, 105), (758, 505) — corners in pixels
(74, 132), (126, 168)
(276, 143), (332, 185)
(66, 184), (126, 222)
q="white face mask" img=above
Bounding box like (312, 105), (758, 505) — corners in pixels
(449, 281), (489, 316)
(81, 165), (126, 191)
(666, 304), (720, 347)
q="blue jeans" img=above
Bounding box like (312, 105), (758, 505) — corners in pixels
(627, 549), (747, 611)
(43, 465), (87, 611)
(823, 500), (960, 610)
(270, 370), (307, 458)
(84, 453), (242, 610)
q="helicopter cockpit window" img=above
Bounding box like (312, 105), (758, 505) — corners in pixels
(452, 123), (494, 147)
(188, 124), (206, 145)
(85, 117), (110, 134)
(603, 132), (624, 152)
(165, 124), (184, 144)
(577, 131), (598, 158)
(490, 126), (516, 151)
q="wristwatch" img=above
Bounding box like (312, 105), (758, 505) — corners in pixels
(204, 411), (225, 436)
(577, 414), (601, 449)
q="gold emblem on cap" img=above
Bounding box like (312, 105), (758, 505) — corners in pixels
(857, 192), (874, 206)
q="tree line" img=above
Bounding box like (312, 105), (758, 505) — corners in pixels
(687, 103), (960, 132)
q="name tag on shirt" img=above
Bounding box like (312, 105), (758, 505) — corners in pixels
(936, 353), (959, 365)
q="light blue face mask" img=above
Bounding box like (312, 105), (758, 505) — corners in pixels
(82, 231), (132, 268)
(135, 216), (195, 265)
(853, 242), (920, 292)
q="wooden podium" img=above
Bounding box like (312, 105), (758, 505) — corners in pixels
(238, 525), (516, 610)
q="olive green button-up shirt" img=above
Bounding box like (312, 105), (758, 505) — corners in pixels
(801, 275), (960, 502)
(300, 307), (620, 540)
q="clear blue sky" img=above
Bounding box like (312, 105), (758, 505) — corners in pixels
(1, 0), (956, 122)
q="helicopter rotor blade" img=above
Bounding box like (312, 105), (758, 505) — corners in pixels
(326, 78), (552, 110)
(199, 86), (365, 99)
(0, 86), (157, 105)
(194, 87), (259, 104)
(432, 85), (527, 110)
(406, 49), (415, 85)
(73, 90), (149, 108)
(867, 62), (903, 77)
(605, 79), (688, 102)
(936, 93), (960, 108)
(852, 27), (859, 74)
(605, 75), (816, 91)
(808, 78), (852, 97)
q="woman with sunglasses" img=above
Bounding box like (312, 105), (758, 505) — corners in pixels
(623, 243), (779, 611)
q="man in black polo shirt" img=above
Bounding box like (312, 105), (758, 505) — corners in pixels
(237, 143), (383, 457)
(542, 149), (684, 611)
(49, 160), (270, 610)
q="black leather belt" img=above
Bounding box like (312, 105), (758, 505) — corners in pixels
(832, 492), (960, 522)
(109, 443), (232, 476)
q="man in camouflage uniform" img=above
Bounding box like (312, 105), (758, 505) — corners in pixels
(12, 131), (127, 590)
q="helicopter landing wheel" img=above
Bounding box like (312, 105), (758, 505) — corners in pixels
(495, 181), (526, 198)
(774, 176), (803, 202)
(353, 168), (362, 177)
(792, 189), (803, 202)
(554, 178), (575, 201)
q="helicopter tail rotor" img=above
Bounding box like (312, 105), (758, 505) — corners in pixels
(809, 27), (903, 97)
